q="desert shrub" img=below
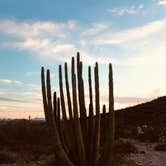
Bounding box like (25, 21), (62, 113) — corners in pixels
(111, 139), (138, 166)
(0, 120), (50, 146)
(114, 139), (138, 154)
(158, 127), (166, 143)
(136, 125), (160, 142)
(159, 135), (166, 143)
(154, 143), (166, 151)
(0, 150), (17, 164)
(115, 124), (138, 139)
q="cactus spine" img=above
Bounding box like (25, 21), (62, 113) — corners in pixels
(41, 53), (115, 166)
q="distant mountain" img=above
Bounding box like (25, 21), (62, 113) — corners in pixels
(115, 96), (166, 125)
(32, 117), (45, 121)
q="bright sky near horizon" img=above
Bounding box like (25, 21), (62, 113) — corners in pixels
(0, 0), (166, 119)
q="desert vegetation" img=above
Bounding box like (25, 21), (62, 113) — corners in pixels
(0, 104), (165, 165)
(41, 52), (115, 165)
(0, 54), (165, 165)
(0, 120), (140, 165)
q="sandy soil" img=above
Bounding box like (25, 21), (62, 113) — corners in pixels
(125, 139), (166, 166)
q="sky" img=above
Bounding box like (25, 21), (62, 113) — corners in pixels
(0, 0), (166, 119)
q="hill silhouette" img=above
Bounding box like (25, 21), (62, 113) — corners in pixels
(115, 96), (166, 142)
(116, 96), (166, 125)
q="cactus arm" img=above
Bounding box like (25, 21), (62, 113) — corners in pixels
(59, 65), (67, 120)
(65, 62), (79, 164)
(72, 57), (88, 166)
(41, 67), (50, 124)
(108, 63), (115, 165)
(77, 53), (88, 142)
(77, 52), (87, 119)
(99, 63), (115, 166)
(93, 63), (101, 166)
(65, 62), (73, 120)
(88, 66), (95, 166)
(41, 68), (74, 166)
(53, 91), (57, 122)
(109, 63), (115, 142)
(56, 97), (61, 138)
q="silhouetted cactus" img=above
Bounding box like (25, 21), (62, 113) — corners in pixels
(41, 53), (115, 166)
(41, 68), (73, 166)
(88, 66), (95, 166)
(64, 62), (73, 120)
(93, 63), (101, 166)
(59, 65), (67, 120)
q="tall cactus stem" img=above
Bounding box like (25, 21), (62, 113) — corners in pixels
(88, 66), (95, 166)
(41, 67), (49, 124)
(77, 53), (87, 119)
(59, 65), (67, 120)
(108, 63), (115, 146)
(64, 62), (78, 163)
(93, 63), (101, 166)
(72, 57), (87, 166)
(41, 68), (74, 166)
(99, 63), (115, 166)
(53, 91), (57, 122)
(65, 62), (73, 120)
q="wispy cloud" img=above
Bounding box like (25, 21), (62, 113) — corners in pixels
(0, 19), (77, 38)
(0, 19), (116, 64)
(107, 4), (144, 16)
(92, 19), (166, 45)
(0, 79), (22, 85)
(81, 23), (108, 36)
(0, 97), (30, 103)
(0, 19), (78, 61)
(0, 79), (41, 104)
(0, 79), (42, 118)
(13, 39), (76, 61)
(115, 96), (151, 104)
(78, 18), (166, 67)
(0, 18), (166, 66)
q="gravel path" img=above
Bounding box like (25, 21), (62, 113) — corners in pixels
(126, 139), (166, 166)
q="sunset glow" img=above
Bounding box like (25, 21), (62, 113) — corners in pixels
(0, 0), (166, 118)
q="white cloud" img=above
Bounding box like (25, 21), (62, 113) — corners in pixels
(107, 4), (144, 16)
(78, 19), (166, 68)
(158, 0), (166, 6)
(0, 20), (67, 38)
(0, 18), (166, 87)
(0, 19), (78, 62)
(81, 23), (108, 36)
(0, 17), (165, 77)
(93, 19), (166, 45)
(0, 79), (22, 85)
(12, 38), (76, 61)
(67, 20), (78, 29)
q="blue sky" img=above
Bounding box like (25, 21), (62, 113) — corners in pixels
(0, 0), (166, 118)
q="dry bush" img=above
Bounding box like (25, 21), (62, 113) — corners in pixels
(154, 143), (166, 152)
(0, 150), (17, 164)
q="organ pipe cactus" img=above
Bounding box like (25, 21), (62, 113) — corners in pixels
(41, 53), (115, 166)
